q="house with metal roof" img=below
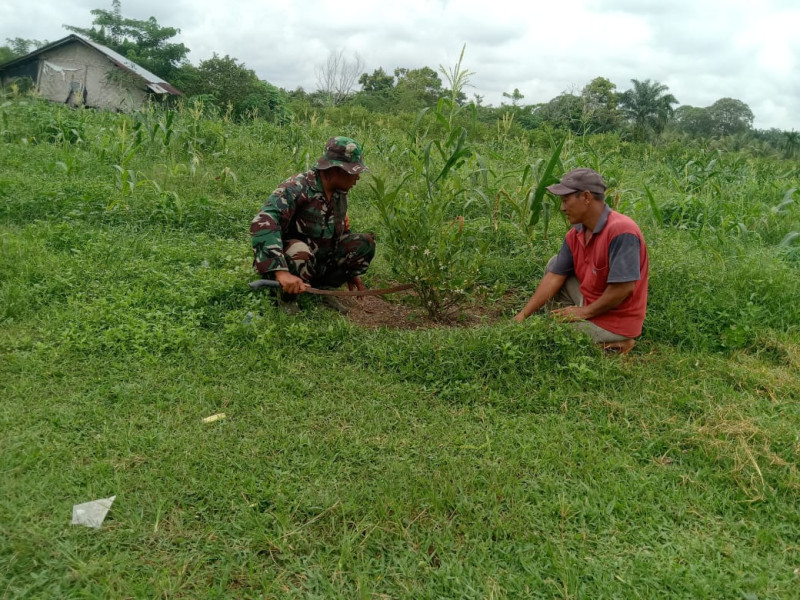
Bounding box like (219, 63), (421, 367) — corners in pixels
(0, 34), (181, 111)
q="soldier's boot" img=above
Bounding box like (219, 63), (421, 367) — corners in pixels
(277, 290), (300, 316)
(312, 269), (355, 315)
(320, 295), (351, 315)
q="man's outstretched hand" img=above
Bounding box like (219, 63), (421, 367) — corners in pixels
(550, 305), (589, 322)
(274, 270), (310, 295)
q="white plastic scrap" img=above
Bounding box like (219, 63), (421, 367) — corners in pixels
(71, 495), (116, 529)
(43, 61), (80, 81)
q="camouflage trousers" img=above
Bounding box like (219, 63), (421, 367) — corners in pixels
(284, 233), (375, 288)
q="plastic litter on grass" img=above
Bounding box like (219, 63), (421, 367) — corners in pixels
(71, 495), (116, 529)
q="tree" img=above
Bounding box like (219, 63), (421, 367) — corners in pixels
(240, 80), (289, 122)
(750, 128), (788, 156)
(502, 88), (524, 107)
(315, 49), (364, 106)
(393, 66), (443, 111)
(619, 79), (678, 141)
(0, 37), (48, 63)
(672, 98), (754, 139)
(353, 67), (395, 111)
(580, 77), (621, 133)
(533, 93), (584, 133)
(177, 54), (286, 121)
(65, 0), (189, 80)
(673, 105), (715, 138)
(358, 67), (394, 93)
(783, 130), (800, 159)
(707, 97), (754, 137)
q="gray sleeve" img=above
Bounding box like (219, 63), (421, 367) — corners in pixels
(548, 240), (574, 276)
(607, 234), (641, 282)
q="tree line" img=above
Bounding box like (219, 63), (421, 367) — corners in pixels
(1, 1), (796, 156)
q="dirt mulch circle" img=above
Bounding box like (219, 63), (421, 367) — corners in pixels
(341, 288), (522, 330)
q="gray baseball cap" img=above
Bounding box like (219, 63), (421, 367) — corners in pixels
(546, 168), (606, 196)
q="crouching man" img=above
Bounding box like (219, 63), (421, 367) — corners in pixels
(514, 168), (649, 354)
(250, 136), (375, 315)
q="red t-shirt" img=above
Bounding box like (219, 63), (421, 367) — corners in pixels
(564, 209), (649, 337)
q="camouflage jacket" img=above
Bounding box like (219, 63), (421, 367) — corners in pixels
(250, 169), (350, 273)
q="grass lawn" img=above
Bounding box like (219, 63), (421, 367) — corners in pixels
(2, 99), (799, 598)
(3, 221), (799, 598)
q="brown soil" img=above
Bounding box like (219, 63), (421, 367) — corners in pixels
(342, 288), (523, 330)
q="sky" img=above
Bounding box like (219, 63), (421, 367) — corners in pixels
(2, 0), (798, 131)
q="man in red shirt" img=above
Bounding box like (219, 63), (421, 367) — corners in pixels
(514, 168), (649, 354)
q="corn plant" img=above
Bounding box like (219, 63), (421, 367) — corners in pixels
(644, 184), (663, 226)
(780, 231), (799, 247)
(438, 44), (475, 130)
(496, 111), (515, 147)
(500, 136), (565, 241)
(133, 104), (177, 150)
(214, 166), (238, 192)
(54, 153), (80, 179)
(181, 98), (228, 154)
(153, 159), (188, 191)
(147, 180), (184, 224)
(669, 151), (722, 194)
(96, 118), (142, 168)
(0, 104), (9, 142)
(109, 164), (137, 210)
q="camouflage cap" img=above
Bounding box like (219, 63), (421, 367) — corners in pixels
(315, 136), (369, 175)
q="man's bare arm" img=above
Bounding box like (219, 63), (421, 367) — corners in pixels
(550, 281), (635, 322)
(514, 272), (568, 322)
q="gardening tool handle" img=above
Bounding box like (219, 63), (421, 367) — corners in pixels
(248, 279), (414, 297)
(248, 279), (282, 291)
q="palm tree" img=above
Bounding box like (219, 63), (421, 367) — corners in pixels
(619, 79), (678, 142)
(783, 130), (800, 159)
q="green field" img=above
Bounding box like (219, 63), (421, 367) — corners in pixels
(1, 97), (799, 598)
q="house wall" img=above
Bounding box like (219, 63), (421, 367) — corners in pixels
(32, 43), (149, 110)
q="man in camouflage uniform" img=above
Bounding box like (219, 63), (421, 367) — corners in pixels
(250, 136), (375, 314)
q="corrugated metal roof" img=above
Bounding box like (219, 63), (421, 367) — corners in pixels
(81, 37), (166, 84)
(0, 34), (181, 95)
(147, 83), (169, 94)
